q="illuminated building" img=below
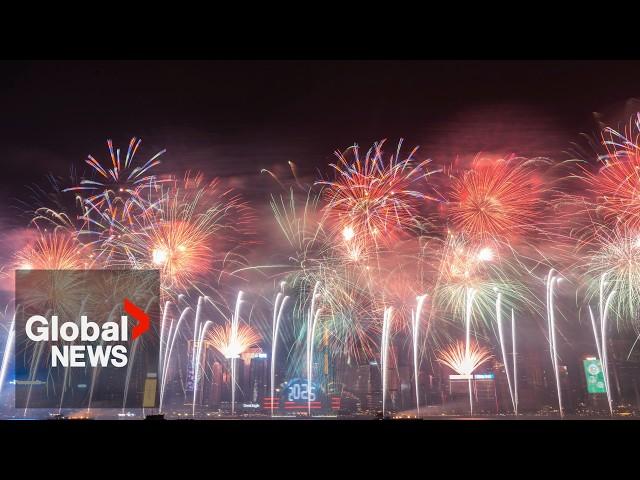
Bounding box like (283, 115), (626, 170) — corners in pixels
(209, 361), (223, 408)
(247, 352), (269, 405)
(353, 363), (371, 411)
(367, 361), (383, 412)
(445, 358), (498, 414)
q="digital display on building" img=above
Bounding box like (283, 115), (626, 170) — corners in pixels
(281, 378), (325, 411)
(583, 358), (607, 394)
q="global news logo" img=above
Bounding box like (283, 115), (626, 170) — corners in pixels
(24, 299), (150, 368)
(14, 269), (160, 409)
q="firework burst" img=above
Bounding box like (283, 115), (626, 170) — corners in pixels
(9, 112), (640, 419)
(447, 155), (548, 243)
(429, 232), (533, 323)
(97, 173), (253, 296)
(269, 191), (380, 365)
(207, 324), (261, 359)
(14, 230), (94, 270)
(318, 139), (439, 246)
(64, 137), (166, 228)
(436, 340), (492, 376)
(581, 225), (640, 326)
(11, 238), (92, 321)
(580, 114), (640, 230)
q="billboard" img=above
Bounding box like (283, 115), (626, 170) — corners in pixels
(281, 378), (325, 411)
(583, 358), (607, 394)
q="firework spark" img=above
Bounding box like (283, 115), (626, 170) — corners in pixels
(208, 324), (260, 360)
(437, 339), (492, 416)
(269, 190), (378, 364)
(430, 232), (531, 322)
(14, 231), (94, 270)
(64, 137), (165, 227)
(318, 139), (439, 245)
(581, 226), (640, 324)
(98, 173), (253, 295)
(436, 340), (492, 377)
(580, 114), (640, 230)
(447, 155), (548, 242)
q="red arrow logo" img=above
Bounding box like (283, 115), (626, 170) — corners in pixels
(124, 299), (150, 340)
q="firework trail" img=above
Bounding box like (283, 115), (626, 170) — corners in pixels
(545, 269), (564, 418)
(191, 296), (207, 417)
(463, 288), (477, 415)
(495, 292), (517, 414)
(380, 306), (394, 416)
(159, 299), (192, 412)
(587, 274), (616, 415)
(207, 292), (260, 415)
(305, 282), (323, 416)
(158, 300), (172, 410)
(511, 309), (518, 415)
(412, 294), (427, 415)
(464, 287), (476, 354)
(270, 283), (289, 417)
(158, 293), (257, 416)
(192, 315), (213, 417)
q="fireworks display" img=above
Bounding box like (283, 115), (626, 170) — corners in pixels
(13, 231), (94, 271)
(447, 155), (548, 242)
(582, 226), (640, 322)
(94, 173), (253, 295)
(580, 115), (640, 231)
(3, 110), (640, 420)
(208, 324), (261, 359)
(436, 341), (493, 377)
(64, 137), (166, 227)
(318, 140), (439, 246)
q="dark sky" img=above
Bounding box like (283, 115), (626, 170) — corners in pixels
(2, 60), (640, 213)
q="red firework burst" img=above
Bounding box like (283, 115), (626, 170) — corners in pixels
(581, 114), (640, 230)
(318, 139), (438, 246)
(447, 155), (546, 241)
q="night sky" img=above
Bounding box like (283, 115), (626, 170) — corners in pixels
(3, 60), (640, 214)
